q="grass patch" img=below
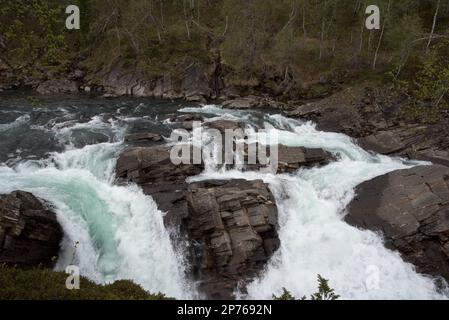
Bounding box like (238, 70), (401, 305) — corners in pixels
(0, 265), (172, 300)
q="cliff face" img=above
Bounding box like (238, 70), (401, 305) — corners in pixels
(0, 191), (62, 268)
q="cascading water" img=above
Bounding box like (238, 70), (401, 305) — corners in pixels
(180, 105), (448, 300)
(0, 93), (447, 300)
(0, 95), (192, 299)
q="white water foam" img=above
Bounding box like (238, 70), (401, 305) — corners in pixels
(184, 105), (447, 300)
(0, 114), (30, 132)
(0, 117), (192, 299)
(1, 101), (447, 300)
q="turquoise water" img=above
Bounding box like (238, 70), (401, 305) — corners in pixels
(0, 93), (447, 299)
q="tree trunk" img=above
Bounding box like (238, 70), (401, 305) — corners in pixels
(426, 0), (441, 53)
(372, 0), (391, 69)
(302, 0), (307, 37)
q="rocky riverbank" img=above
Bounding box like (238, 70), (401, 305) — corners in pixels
(346, 165), (449, 284)
(1, 84), (449, 299)
(115, 119), (333, 299)
(2, 59), (447, 168)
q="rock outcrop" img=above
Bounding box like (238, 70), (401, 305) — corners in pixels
(276, 145), (333, 173)
(116, 146), (203, 187)
(346, 165), (449, 282)
(222, 96), (286, 110)
(86, 62), (214, 101)
(116, 144), (280, 299)
(285, 85), (449, 166)
(0, 191), (62, 267)
(115, 145), (203, 229)
(185, 179), (279, 299)
(115, 138), (334, 298)
(36, 79), (79, 94)
(125, 132), (163, 146)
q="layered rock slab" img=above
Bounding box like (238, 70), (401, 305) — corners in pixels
(115, 133), (335, 298)
(346, 165), (449, 282)
(185, 179), (279, 299)
(0, 191), (62, 267)
(116, 145), (279, 299)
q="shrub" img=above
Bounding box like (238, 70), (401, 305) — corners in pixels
(0, 265), (172, 300)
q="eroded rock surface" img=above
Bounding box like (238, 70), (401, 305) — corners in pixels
(185, 179), (279, 299)
(115, 132), (335, 298)
(36, 79), (79, 94)
(0, 191), (62, 267)
(346, 165), (449, 282)
(116, 145), (280, 299)
(285, 86), (449, 166)
(125, 132), (163, 145)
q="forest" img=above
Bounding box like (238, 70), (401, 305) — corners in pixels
(1, 0), (449, 113)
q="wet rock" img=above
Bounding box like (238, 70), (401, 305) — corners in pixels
(222, 96), (286, 111)
(153, 74), (180, 99)
(185, 179), (279, 299)
(185, 95), (207, 103)
(244, 144), (334, 173)
(205, 120), (244, 133)
(36, 79), (78, 94)
(0, 191), (62, 268)
(115, 146), (280, 299)
(358, 131), (406, 155)
(170, 114), (204, 131)
(277, 145), (334, 173)
(116, 146), (203, 186)
(125, 132), (163, 145)
(100, 68), (148, 97)
(116, 145), (204, 232)
(222, 98), (257, 109)
(346, 165), (449, 282)
(285, 86), (449, 166)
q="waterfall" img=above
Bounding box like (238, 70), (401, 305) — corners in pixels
(0, 97), (447, 300)
(0, 106), (192, 299)
(182, 105), (446, 300)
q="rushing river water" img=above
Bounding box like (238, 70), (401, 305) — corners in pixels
(0, 92), (447, 299)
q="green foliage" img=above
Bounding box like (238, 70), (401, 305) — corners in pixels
(0, 0), (70, 70)
(272, 287), (297, 300)
(310, 275), (340, 300)
(273, 275), (339, 301)
(413, 50), (449, 108)
(26, 96), (42, 107)
(390, 41), (449, 122)
(0, 265), (172, 300)
(1, 0), (449, 98)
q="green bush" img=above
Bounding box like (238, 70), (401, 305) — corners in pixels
(0, 265), (172, 300)
(273, 275), (340, 301)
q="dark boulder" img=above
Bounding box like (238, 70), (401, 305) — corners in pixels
(125, 132), (163, 145)
(205, 120), (244, 133)
(277, 145), (333, 173)
(222, 98), (257, 110)
(346, 165), (449, 282)
(170, 114), (204, 131)
(0, 191), (62, 268)
(245, 144), (334, 173)
(222, 96), (285, 110)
